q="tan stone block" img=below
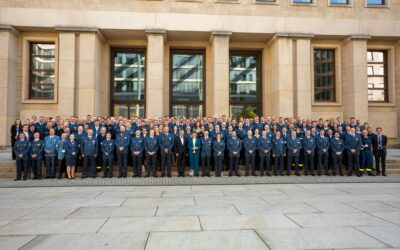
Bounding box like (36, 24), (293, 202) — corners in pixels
(59, 33), (76, 62)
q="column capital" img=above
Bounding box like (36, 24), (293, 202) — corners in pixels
(209, 31), (232, 43)
(344, 34), (371, 42)
(0, 24), (19, 35)
(274, 32), (315, 39)
(55, 26), (105, 42)
(145, 28), (167, 36)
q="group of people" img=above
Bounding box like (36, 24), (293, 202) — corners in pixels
(11, 114), (388, 181)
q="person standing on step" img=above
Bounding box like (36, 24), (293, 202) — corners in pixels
(101, 132), (115, 178)
(200, 130), (212, 177)
(213, 133), (225, 177)
(14, 132), (30, 181)
(188, 132), (201, 177)
(131, 130), (144, 178)
(345, 127), (362, 177)
(316, 129), (330, 176)
(227, 130), (242, 177)
(360, 129), (374, 176)
(65, 133), (78, 179)
(144, 129), (158, 177)
(258, 130), (272, 176)
(372, 127), (387, 176)
(160, 126), (174, 177)
(82, 129), (98, 178)
(243, 130), (257, 176)
(330, 132), (344, 176)
(303, 130), (316, 176)
(30, 132), (44, 180)
(287, 131), (302, 176)
(272, 131), (285, 176)
(44, 128), (59, 179)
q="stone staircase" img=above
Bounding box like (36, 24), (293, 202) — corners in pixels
(0, 158), (399, 179)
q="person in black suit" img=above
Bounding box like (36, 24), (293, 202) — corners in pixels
(10, 119), (22, 160)
(372, 127), (387, 176)
(174, 129), (187, 177)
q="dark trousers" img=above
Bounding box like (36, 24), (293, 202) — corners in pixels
(133, 154), (143, 177)
(347, 152), (360, 175)
(304, 153), (314, 175)
(259, 153), (271, 175)
(245, 152), (256, 175)
(11, 138), (16, 160)
(332, 153), (343, 175)
(45, 156), (56, 177)
(274, 155), (284, 175)
(161, 152), (172, 177)
(229, 154), (240, 175)
(31, 158), (42, 178)
(176, 153), (186, 176)
(16, 158), (29, 180)
(146, 153), (157, 177)
(83, 155), (96, 177)
(56, 158), (66, 178)
(287, 153), (299, 175)
(102, 155), (113, 177)
(318, 151), (329, 174)
(201, 155), (211, 176)
(117, 152), (128, 177)
(374, 149), (386, 175)
(214, 155), (223, 177)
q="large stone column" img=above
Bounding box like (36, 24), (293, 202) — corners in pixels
(74, 28), (105, 118)
(395, 40), (400, 142)
(146, 29), (166, 118)
(342, 35), (370, 122)
(294, 38), (313, 118)
(0, 25), (18, 147)
(209, 31), (231, 117)
(56, 30), (76, 118)
(267, 34), (294, 117)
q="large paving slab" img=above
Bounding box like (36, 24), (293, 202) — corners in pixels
(357, 226), (400, 248)
(0, 235), (37, 250)
(256, 227), (388, 250)
(145, 230), (269, 250)
(156, 204), (239, 216)
(67, 206), (158, 218)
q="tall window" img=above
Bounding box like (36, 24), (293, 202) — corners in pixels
(170, 50), (205, 118)
(229, 52), (261, 117)
(111, 49), (145, 118)
(313, 49), (336, 102)
(29, 43), (55, 99)
(367, 50), (388, 102)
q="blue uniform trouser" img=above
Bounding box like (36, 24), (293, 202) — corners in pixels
(102, 155), (113, 177)
(347, 152), (360, 175)
(190, 152), (200, 176)
(229, 154), (240, 175)
(16, 158), (29, 179)
(245, 152), (256, 175)
(259, 153), (271, 175)
(201, 155), (211, 176)
(146, 153), (157, 177)
(31, 158), (42, 178)
(332, 153), (343, 174)
(117, 152), (128, 177)
(287, 153), (299, 175)
(161, 151), (172, 176)
(304, 152), (314, 175)
(214, 154), (223, 177)
(274, 155), (284, 175)
(83, 156), (96, 177)
(45, 156), (56, 177)
(133, 154), (142, 177)
(318, 151), (329, 174)
(361, 150), (373, 173)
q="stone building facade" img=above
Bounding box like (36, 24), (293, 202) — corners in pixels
(0, 0), (400, 146)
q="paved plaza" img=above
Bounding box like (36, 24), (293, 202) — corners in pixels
(0, 183), (399, 250)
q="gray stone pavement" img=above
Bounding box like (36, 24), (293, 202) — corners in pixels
(0, 183), (399, 249)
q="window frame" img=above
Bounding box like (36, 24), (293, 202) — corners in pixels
(291, 0), (315, 5)
(229, 50), (263, 117)
(28, 42), (56, 100)
(328, 0), (353, 7)
(365, 0), (389, 8)
(110, 47), (147, 119)
(367, 49), (389, 103)
(313, 48), (337, 103)
(169, 49), (206, 118)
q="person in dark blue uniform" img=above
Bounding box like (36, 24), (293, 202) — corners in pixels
(330, 132), (344, 176)
(174, 129), (187, 177)
(160, 126), (174, 177)
(213, 133), (225, 177)
(14, 133), (30, 181)
(44, 129), (59, 178)
(200, 130), (212, 177)
(303, 130), (316, 176)
(287, 131), (302, 176)
(145, 129), (158, 177)
(258, 130), (272, 176)
(65, 133), (78, 179)
(243, 130), (257, 176)
(227, 131), (241, 177)
(115, 126), (130, 178)
(316, 129), (330, 176)
(345, 128), (362, 176)
(30, 132), (44, 179)
(82, 129), (98, 178)
(360, 130), (374, 176)
(131, 130), (144, 178)
(101, 132), (115, 178)
(272, 131), (285, 176)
